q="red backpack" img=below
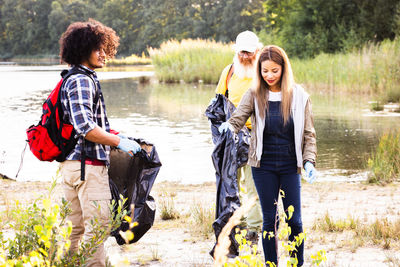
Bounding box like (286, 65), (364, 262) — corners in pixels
(26, 68), (95, 162)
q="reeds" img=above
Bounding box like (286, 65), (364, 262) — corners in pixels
(149, 39), (234, 84)
(292, 38), (400, 102)
(148, 38), (400, 103)
(367, 130), (400, 184)
(107, 53), (151, 66)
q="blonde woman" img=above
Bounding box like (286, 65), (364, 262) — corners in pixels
(219, 45), (317, 266)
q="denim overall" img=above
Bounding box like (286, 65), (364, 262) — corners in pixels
(251, 101), (304, 266)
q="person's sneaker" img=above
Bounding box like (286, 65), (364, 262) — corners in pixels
(246, 230), (259, 247)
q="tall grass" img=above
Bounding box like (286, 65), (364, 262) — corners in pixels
(107, 53), (151, 66)
(367, 130), (400, 184)
(149, 38), (400, 103)
(148, 39), (234, 83)
(292, 38), (400, 102)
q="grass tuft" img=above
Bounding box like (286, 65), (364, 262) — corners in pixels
(314, 212), (400, 250)
(158, 190), (180, 220)
(189, 201), (215, 238)
(313, 212), (359, 232)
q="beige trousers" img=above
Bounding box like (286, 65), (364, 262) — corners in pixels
(60, 160), (111, 267)
(237, 164), (263, 231)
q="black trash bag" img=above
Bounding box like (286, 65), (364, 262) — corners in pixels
(205, 94), (250, 257)
(108, 138), (162, 245)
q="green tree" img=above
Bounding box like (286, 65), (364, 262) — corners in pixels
(99, 0), (144, 55)
(0, 0), (52, 56)
(48, 1), (70, 53)
(356, 0), (399, 42)
(191, 0), (224, 40)
(272, 0), (400, 58)
(138, 0), (196, 53)
(162, 0), (194, 41)
(280, 0), (361, 58)
(48, 0), (99, 53)
(218, 0), (265, 42)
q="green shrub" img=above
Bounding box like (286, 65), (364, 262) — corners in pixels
(0, 180), (127, 266)
(149, 39), (234, 84)
(368, 130), (400, 184)
(214, 193), (326, 267)
(371, 101), (384, 111)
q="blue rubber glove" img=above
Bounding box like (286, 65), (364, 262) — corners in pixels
(304, 161), (317, 184)
(117, 138), (141, 156)
(209, 97), (217, 106)
(218, 122), (230, 134)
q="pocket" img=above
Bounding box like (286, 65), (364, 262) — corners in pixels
(88, 191), (111, 201)
(87, 191), (112, 224)
(85, 198), (111, 226)
(60, 161), (81, 185)
(85, 165), (112, 200)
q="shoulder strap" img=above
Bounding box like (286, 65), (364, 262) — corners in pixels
(59, 67), (99, 182)
(61, 67), (100, 111)
(225, 63), (234, 98)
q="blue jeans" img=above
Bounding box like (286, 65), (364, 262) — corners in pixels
(252, 156), (304, 266)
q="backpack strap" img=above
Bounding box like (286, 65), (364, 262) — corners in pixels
(59, 67), (100, 181)
(225, 63), (234, 98)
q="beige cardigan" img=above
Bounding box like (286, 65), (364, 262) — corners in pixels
(227, 85), (317, 173)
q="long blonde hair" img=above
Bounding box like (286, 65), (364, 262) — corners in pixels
(253, 45), (295, 124)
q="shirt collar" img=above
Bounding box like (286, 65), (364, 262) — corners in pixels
(76, 64), (96, 76)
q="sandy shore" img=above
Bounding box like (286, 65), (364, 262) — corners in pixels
(1, 177), (399, 267)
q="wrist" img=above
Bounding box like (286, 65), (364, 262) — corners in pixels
(114, 135), (121, 147)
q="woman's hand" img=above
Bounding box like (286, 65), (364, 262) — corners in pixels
(304, 161), (317, 183)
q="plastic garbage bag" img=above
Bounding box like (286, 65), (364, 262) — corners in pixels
(205, 94), (250, 257)
(108, 138), (161, 245)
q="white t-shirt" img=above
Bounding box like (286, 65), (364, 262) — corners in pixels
(268, 91), (281, 101)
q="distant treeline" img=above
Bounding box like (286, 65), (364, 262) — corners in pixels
(0, 0), (399, 59)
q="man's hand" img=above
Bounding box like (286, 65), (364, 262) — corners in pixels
(117, 138), (141, 156)
(218, 122), (231, 134)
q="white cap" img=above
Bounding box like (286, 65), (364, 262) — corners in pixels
(233, 30), (261, 53)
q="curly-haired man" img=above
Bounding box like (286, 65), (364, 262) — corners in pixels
(59, 19), (140, 266)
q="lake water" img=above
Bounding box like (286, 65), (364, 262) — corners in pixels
(0, 65), (398, 183)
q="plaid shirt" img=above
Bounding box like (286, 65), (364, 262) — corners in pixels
(60, 65), (111, 164)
